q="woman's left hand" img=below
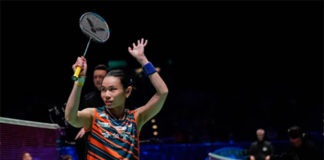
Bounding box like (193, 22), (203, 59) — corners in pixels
(128, 38), (148, 65)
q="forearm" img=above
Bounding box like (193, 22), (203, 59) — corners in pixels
(65, 83), (83, 125)
(135, 59), (168, 128)
(149, 72), (168, 96)
(138, 58), (168, 95)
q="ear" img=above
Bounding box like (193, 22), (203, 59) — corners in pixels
(125, 86), (133, 98)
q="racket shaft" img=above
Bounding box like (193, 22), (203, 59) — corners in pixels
(73, 38), (91, 80)
(83, 38), (92, 57)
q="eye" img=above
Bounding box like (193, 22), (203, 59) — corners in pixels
(100, 87), (106, 92)
(108, 87), (117, 91)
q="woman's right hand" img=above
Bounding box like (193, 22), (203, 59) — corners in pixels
(72, 56), (87, 77)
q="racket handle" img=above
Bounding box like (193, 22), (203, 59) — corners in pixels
(72, 67), (82, 81)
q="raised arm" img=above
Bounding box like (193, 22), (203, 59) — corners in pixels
(65, 57), (94, 129)
(128, 38), (169, 130)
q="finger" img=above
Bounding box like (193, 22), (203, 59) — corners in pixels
(81, 56), (86, 62)
(141, 38), (144, 44)
(133, 43), (136, 48)
(137, 40), (140, 45)
(128, 47), (133, 53)
(74, 133), (80, 140)
(80, 132), (85, 138)
(80, 57), (86, 66)
(83, 61), (87, 70)
(76, 57), (83, 67)
(143, 39), (148, 46)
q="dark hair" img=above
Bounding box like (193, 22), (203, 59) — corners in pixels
(94, 64), (108, 72)
(106, 69), (133, 89)
(288, 125), (305, 139)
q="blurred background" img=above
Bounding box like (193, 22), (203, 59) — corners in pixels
(1, 0), (322, 160)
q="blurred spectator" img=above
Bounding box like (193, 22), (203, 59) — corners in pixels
(249, 128), (273, 160)
(22, 152), (32, 160)
(61, 154), (72, 160)
(281, 125), (321, 160)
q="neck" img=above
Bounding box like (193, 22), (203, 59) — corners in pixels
(106, 106), (125, 120)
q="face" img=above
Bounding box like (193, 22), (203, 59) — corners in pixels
(256, 129), (265, 141)
(100, 76), (131, 109)
(290, 137), (302, 147)
(93, 69), (107, 90)
(22, 153), (32, 160)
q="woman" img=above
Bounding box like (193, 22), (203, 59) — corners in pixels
(65, 38), (168, 160)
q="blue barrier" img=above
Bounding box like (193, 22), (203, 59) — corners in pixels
(140, 141), (251, 160)
(58, 139), (322, 160)
(59, 146), (78, 160)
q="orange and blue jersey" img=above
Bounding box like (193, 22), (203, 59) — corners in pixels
(86, 107), (139, 160)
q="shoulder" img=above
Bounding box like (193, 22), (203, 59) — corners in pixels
(251, 141), (258, 145)
(81, 107), (96, 116)
(250, 141), (258, 148)
(126, 109), (136, 118)
(96, 106), (105, 111)
(134, 108), (141, 119)
(82, 107), (96, 111)
(264, 141), (272, 145)
(127, 109), (136, 114)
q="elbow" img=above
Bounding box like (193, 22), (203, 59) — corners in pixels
(65, 115), (77, 126)
(65, 114), (71, 123)
(64, 109), (70, 122)
(160, 88), (169, 97)
(164, 88), (169, 95)
(156, 84), (168, 97)
(65, 113), (75, 124)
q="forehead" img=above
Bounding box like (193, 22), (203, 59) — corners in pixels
(94, 69), (107, 76)
(257, 130), (264, 135)
(23, 153), (31, 156)
(102, 76), (122, 86)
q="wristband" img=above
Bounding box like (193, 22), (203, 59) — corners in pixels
(143, 62), (156, 76)
(74, 76), (86, 86)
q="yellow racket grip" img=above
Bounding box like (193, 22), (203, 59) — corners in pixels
(72, 66), (82, 81)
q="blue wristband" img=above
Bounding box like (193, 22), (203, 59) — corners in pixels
(143, 62), (156, 76)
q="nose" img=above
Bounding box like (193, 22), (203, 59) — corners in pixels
(95, 78), (101, 83)
(105, 90), (111, 99)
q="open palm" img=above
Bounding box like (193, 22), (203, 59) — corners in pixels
(128, 38), (148, 59)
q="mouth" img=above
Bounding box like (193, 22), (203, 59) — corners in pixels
(105, 101), (112, 106)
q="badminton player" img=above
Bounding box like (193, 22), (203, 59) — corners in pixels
(65, 38), (168, 160)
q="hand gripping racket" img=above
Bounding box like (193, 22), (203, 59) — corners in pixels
(72, 12), (110, 80)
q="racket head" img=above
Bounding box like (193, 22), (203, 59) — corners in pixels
(79, 12), (110, 43)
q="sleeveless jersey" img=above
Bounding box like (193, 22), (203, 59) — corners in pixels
(86, 107), (139, 160)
